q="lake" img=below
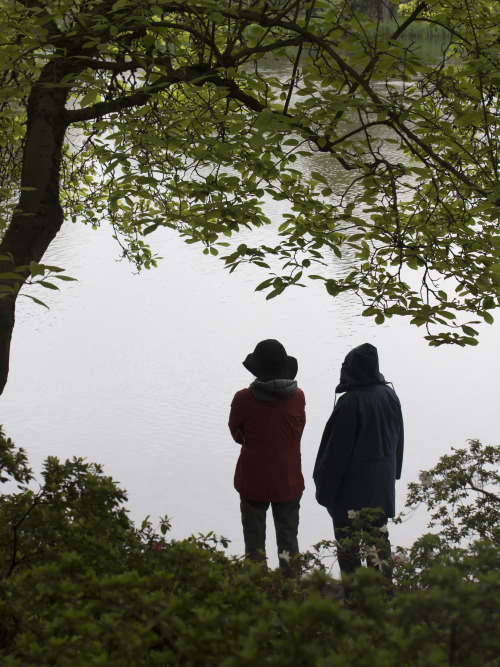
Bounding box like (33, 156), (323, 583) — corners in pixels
(1, 213), (499, 570)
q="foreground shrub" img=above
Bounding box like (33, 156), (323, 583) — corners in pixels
(1, 428), (500, 665)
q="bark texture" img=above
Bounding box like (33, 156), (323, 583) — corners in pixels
(0, 62), (70, 393)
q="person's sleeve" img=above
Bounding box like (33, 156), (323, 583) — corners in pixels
(228, 391), (246, 445)
(396, 403), (404, 480)
(299, 388), (306, 432)
(313, 395), (357, 508)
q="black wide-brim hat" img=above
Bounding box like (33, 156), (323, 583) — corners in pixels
(243, 339), (298, 381)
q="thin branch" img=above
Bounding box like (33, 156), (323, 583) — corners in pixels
(65, 64), (216, 123)
(7, 494), (42, 577)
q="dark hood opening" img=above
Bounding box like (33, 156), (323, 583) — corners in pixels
(336, 343), (386, 393)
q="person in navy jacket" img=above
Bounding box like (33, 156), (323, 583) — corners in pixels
(313, 343), (404, 582)
(229, 339), (306, 575)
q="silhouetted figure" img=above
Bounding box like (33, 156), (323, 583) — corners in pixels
(229, 339), (306, 576)
(313, 343), (404, 589)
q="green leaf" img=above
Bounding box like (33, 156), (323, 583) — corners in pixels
(28, 262), (45, 277)
(208, 11), (225, 23)
(461, 324), (478, 336)
(0, 272), (23, 279)
(310, 171), (328, 185)
(255, 279), (273, 292)
(79, 89), (99, 108)
(25, 295), (49, 308)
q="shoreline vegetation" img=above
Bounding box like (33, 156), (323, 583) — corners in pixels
(1, 429), (500, 664)
(376, 19), (449, 40)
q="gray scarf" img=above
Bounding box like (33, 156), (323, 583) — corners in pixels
(249, 378), (298, 402)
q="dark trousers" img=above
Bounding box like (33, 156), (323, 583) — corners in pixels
(240, 494), (301, 575)
(333, 520), (391, 576)
(328, 510), (392, 599)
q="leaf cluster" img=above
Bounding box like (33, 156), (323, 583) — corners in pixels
(403, 438), (500, 547)
(0, 254), (76, 308)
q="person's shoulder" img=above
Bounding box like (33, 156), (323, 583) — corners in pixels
(378, 382), (400, 398)
(232, 387), (253, 401)
(334, 390), (358, 411)
(291, 387), (305, 406)
(337, 389), (356, 402)
(374, 383), (402, 408)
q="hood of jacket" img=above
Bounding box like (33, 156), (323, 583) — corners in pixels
(335, 343), (386, 393)
(249, 378), (298, 402)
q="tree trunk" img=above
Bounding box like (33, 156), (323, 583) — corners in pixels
(0, 62), (69, 394)
(381, 0), (391, 23)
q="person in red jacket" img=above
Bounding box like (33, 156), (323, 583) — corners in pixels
(229, 339), (306, 576)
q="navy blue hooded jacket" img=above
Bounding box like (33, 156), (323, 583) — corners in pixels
(313, 343), (404, 525)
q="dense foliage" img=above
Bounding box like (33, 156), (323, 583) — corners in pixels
(0, 0), (499, 392)
(1, 426), (500, 665)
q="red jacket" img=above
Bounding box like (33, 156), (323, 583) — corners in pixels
(229, 386), (306, 502)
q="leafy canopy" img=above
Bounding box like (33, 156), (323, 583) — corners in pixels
(1, 0), (500, 344)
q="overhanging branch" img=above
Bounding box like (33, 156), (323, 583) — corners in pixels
(65, 65), (216, 123)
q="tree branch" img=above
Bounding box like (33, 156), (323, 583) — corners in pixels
(7, 494), (42, 578)
(65, 64), (216, 123)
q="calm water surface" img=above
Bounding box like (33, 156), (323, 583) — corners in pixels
(1, 216), (499, 568)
